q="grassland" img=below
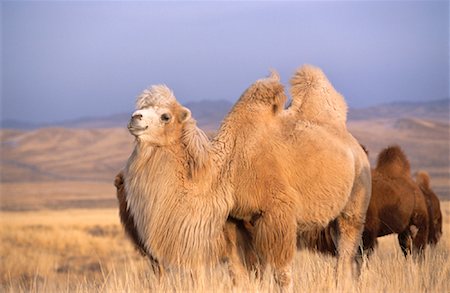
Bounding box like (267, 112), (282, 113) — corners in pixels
(1, 203), (449, 292)
(0, 104), (448, 291)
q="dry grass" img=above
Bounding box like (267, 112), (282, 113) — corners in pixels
(1, 203), (449, 293)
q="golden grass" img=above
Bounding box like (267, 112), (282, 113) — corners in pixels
(1, 203), (449, 292)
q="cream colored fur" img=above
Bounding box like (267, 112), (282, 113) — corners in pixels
(124, 86), (256, 284)
(123, 65), (371, 289)
(214, 65), (371, 287)
(125, 87), (230, 269)
(289, 65), (348, 127)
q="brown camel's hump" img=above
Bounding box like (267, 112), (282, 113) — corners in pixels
(375, 145), (411, 177)
(415, 171), (431, 190)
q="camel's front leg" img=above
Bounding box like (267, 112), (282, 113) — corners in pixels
(252, 202), (296, 291)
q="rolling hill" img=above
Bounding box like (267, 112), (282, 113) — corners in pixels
(1, 99), (449, 210)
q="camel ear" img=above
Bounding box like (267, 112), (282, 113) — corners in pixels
(178, 107), (191, 123)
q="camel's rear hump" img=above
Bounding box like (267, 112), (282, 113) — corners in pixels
(415, 171), (431, 190)
(289, 65), (347, 127)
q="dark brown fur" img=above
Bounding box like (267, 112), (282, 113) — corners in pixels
(297, 220), (338, 256)
(416, 171), (443, 246)
(298, 146), (430, 257)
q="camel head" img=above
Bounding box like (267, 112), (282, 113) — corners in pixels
(128, 85), (192, 146)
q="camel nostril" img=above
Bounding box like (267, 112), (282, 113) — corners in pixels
(132, 114), (143, 120)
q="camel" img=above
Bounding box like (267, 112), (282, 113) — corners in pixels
(415, 171), (443, 246)
(298, 146), (434, 257)
(122, 65), (371, 289)
(364, 146), (429, 256)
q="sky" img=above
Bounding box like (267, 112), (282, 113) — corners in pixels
(1, 1), (449, 124)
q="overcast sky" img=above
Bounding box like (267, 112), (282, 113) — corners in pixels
(1, 1), (449, 123)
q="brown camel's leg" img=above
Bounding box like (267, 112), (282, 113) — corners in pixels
(398, 230), (412, 256)
(398, 214), (428, 258)
(362, 229), (377, 257)
(410, 213), (429, 257)
(252, 203), (296, 290)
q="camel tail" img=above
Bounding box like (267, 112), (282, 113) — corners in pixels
(289, 65), (347, 125)
(375, 145), (411, 177)
(415, 171), (431, 190)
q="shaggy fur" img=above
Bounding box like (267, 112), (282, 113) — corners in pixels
(289, 65), (347, 128)
(122, 86), (260, 283)
(122, 66), (371, 289)
(214, 65), (371, 287)
(415, 171), (443, 245)
(115, 171), (257, 280)
(298, 146), (431, 257)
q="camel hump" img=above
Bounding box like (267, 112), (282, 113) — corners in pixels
(415, 171), (431, 190)
(375, 145), (411, 177)
(238, 70), (286, 110)
(289, 65), (347, 126)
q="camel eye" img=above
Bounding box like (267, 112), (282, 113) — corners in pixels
(160, 113), (171, 123)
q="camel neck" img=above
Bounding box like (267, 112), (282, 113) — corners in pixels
(212, 107), (254, 166)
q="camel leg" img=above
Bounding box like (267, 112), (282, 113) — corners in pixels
(410, 213), (429, 257)
(335, 213), (365, 285)
(362, 229), (377, 257)
(398, 230), (412, 256)
(335, 177), (370, 288)
(222, 221), (251, 286)
(252, 204), (296, 290)
(222, 254), (246, 286)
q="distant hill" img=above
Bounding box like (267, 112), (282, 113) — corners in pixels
(0, 128), (132, 183)
(2, 98), (448, 130)
(393, 118), (449, 138)
(348, 98), (449, 121)
(1, 100), (234, 131)
(1, 119), (40, 130)
(1, 97), (449, 209)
